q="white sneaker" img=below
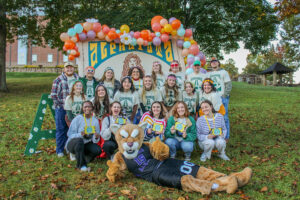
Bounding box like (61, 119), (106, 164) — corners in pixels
(70, 153), (76, 161)
(57, 153), (64, 157)
(80, 166), (91, 172)
(200, 153), (207, 162)
(218, 153), (230, 161)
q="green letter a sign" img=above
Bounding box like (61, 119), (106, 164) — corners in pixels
(24, 94), (56, 155)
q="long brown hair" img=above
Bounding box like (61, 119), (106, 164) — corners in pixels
(109, 101), (124, 116)
(70, 81), (86, 101)
(172, 101), (190, 118)
(149, 101), (165, 119)
(94, 84), (110, 117)
(164, 75), (179, 99)
(151, 61), (163, 85)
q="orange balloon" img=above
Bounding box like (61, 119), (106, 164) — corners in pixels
(140, 30), (149, 40)
(108, 30), (117, 39)
(64, 40), (75, 50)
(151, 16), (164, 25)
(68, 54), (75, 61)
(171, 19), (181, 30)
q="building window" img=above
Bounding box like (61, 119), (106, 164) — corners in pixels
(32, 54), (37, 62)
(48, 54), (53, 62)
(63, 54), (68, 62)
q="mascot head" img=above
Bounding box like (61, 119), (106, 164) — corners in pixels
(111, 122), (147, 159)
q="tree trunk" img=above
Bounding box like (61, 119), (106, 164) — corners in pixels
(0, 2), (8, 92)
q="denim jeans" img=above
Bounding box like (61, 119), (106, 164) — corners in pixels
(165, 138), (194, 157)
(221, 96), (230, 139)
(55, 107), (68, 154)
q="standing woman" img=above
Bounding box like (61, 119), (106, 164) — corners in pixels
(196, 100), (229, 162)
(98, 67), (121, 101)
(128, 66), (144, 91)
(65, 101), (101, 171)
(139, 75), (162, 113)
(91, 84), (110, 120)
(141, 101), (167, 142)
(151, 61), (165, 89)
(169, 60), (185, 90)
(164, 101), (197, 161)
(199, 78), (225, 116)
(100, 101), (130, 159)
(160, 74), (182, 114)
(64, 81), (86, 123)
(182, 82), (199, 119)
(114, 76), (139, 122)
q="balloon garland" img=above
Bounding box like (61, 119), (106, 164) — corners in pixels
(60, 16), (206, 71)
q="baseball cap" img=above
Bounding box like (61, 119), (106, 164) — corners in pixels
(64, 62), (74, 68)
(193, 60), (201, 66)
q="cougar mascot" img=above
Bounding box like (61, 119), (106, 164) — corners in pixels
(106, 123), (252, 195)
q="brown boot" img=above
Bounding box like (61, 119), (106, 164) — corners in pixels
(229, 167), (252, 187)
(212, 176), (238, 194)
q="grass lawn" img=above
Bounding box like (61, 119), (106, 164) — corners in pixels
(0, 73), (299, 199)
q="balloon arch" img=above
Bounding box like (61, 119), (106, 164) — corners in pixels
(60, 16), (206, 73)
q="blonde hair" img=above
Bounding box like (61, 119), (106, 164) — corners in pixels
(99, 69), (116, 86)
(141, 75), (157, 104)
(151, 61), (163, 86)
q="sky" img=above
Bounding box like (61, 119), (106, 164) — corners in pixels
(221, 0), (300, 84)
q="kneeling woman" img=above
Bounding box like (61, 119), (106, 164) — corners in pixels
(100, 101), (130, 159)
(196, 100), (229, 162)
(164, 101), (197, 161)
(65, 101), (101, 171)
(141, 101), (167, 142)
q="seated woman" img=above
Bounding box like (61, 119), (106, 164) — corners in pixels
(199, 78), (225, 116)
(141, 101), (167, 142)
(160, 74), (182, 115)
(65, 101), (101, 171)
(64, 81), (86, 125)
(100, 101), (130, 160)
(139, 75), (163, 113)
(182, 81), (199, 119)
(114, 76), (139, 123)
(196, 100), (229, 162)
(164, 101), (197, 161)
(98, 67), (120, 101)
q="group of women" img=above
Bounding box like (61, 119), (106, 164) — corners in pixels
(64, 60), (230, 171)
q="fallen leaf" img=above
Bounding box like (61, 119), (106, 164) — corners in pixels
(51, 183), (58, 189)
(121, 190), (131, 195)
(260, 186), (268, 192)
(177, 197), (185, 200)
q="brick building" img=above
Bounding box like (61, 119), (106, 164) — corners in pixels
(5, 37), (69, 67)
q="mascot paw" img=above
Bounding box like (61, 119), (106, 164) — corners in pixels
(229, 167), (252, 187)
(151, 137), (169, 160)
(106, 161), (122, 183)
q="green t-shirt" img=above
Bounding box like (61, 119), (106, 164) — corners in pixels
(64, 95), (86, 115)
(187, 72), (207, 93)
(160, 87), (182, 107)
(182, 91), (198, 114)
(208, 69), (231, 96)
(139, 89), (162, 112)
(114, 91), (139, 118)
(104, 81), (114, 100)
(155, 74), (166, 89)
(86, 80), (94, 100)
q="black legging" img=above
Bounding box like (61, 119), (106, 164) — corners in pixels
(102, 140), (118, 159)
(67, 138), (101, 168)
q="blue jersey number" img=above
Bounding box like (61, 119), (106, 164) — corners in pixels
(180, 161), (195, 175)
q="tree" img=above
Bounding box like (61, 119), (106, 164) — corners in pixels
(1, 0), (42, 92)
(1, 0), (279, 92)
(221, 58), (239, 79)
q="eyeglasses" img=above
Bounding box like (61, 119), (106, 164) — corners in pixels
(87, 69), (94, 73)
(170, 63), (179, 67)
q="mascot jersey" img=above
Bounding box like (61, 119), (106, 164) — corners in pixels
(122, 144), (200, 189)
